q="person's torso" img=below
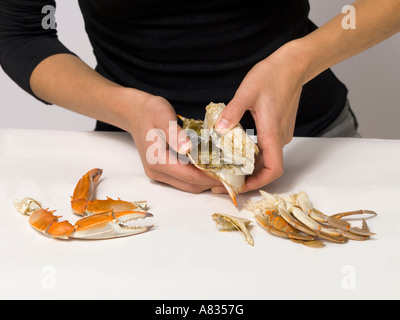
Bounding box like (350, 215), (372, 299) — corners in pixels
(78, 0), (347, 136)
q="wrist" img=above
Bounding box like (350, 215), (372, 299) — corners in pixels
(272, 38), (323, 86)
(105, 86), (153, 132)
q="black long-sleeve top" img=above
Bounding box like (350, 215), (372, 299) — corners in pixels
(0, 0), (348, 136)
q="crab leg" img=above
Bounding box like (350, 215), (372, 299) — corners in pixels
(330, 217), (374, 241)
(72, 210), (153, 240)
(330, 209), (377, 220)
(71, 169), (148, 217)
(290, 206), (349, 243)
(85, 197), (147, 216)
(293, 192), (346, 227)
(247, 190), (377, 245)
(260, 191), (347, 243)
(277, 206), (319, 237)
(28, 208), (153, 240)
(326, 210), (377, 237)
(254, 211), (322, 248)
(29, 209), (76, 239)
(71, 168), (103, 215)
(259, 191), (318, 237)
(294, 192), (376, 238)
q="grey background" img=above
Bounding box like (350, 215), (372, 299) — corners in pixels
(1, 1), (399, 138)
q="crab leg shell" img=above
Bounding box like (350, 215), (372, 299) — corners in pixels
(362, 218), (371, 234)
(293, 192), (337, 224)
(27, 208), (153, 240)
(212, 213), (254, 246)
(113, 210), (153, 222)
(47, 221), (76, 240)
(294, 192), (375, 238)
(29, 209), (58, 232)
(71, 168), (103, 215)
(263, 192), (333, 241)
(330, 209), (377, 220)
(312, 208), (352, 229)
(72, 168), (102, 200)
(28, 209), (75, 239)
(336, 218), (373, 241)
(329, 210), (377, 236)
(232, 217), (254, 246)
(277, 206), (318, 237)
(326, 212), (376, 236)
(72, 210), (154, 240)
(254, 212), (316, 241)
(309, 208), (376, 237)
(254, 212), (324, 248)
(294, 192), (347, 228)
(254, 213), (289, 238)
(339, 231), (370, 241)
(290, 206), (348, 243)
(84, 197), (145, 216)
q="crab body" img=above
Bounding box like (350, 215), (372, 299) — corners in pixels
(179, 103), (259, 206)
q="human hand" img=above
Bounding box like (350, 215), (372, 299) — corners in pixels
(126, 94), (222, 193)
(212, 42), (309, 193)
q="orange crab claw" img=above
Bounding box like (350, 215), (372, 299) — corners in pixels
(72, 210), (154, 240)
(29, 209), (75, 239)
(46, 221), (76, 240)
(29, 209), (58, 232)
(71, 168), (103, 215)
(70, 169), (147, 217)
(28, 208), (153, 240)
(85, 197), (143, 216)
(18, 168), (154, 241)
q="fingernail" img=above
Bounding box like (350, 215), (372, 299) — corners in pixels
(178, 139), (192, 154)
(215, 118), (231, 135)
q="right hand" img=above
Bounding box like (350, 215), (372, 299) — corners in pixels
(126, 93), (222, 193)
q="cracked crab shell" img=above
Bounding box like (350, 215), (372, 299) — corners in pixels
(212, 213), (254, 246)
(181, 103), (259, 206)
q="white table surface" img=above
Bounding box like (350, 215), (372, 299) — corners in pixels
(0, 129), (399, 300)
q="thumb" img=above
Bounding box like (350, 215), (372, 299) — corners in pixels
(165, 119), (193, 155)
(154, 107), (192, 155)
(215, 98), (248, 135)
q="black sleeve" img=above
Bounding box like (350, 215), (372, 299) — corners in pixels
(0, 0), (76, 103)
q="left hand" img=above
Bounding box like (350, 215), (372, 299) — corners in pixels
(212, 41), (309, 193)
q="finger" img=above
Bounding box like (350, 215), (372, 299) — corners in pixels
(215, 97), (248, 134)
(243, 139), (284, 192)
(148, 169), (214, 194)
(169, 121), (193, 155)
(153, 109), (192, 155)
(151, 149), (223, 187)
(211, 186), (228, 194)
(211, 148), (283, 194)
